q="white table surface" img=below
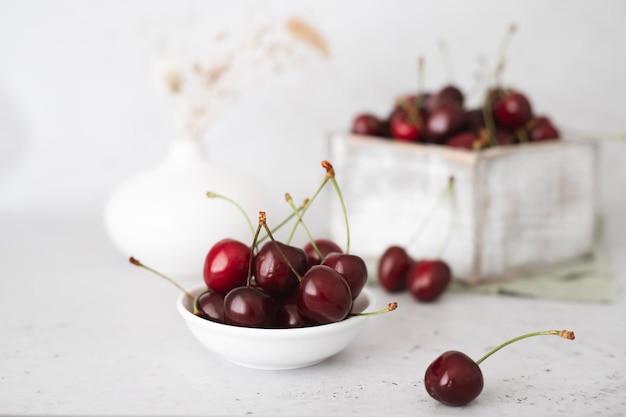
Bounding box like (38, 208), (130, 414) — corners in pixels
(1, 211), (625, 416)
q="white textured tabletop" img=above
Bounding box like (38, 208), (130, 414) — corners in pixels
(1, 211), (624, 416)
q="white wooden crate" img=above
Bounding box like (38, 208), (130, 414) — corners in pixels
(328, 133), (598, 283)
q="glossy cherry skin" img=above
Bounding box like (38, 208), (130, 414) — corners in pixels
(352, 113), (385, 136)
(296, 265), (352, 324)
(274, 294), (313, 328)
(528, 116), (560, 141)
(223, 286), (276, 328)
(426, 103), (466, 143)
(377, 245), (413, 292)
(194, 290), (225, 323)
(203, 238), (251, 293)
(253, 241), (307, 298)
(424, 350), (484, 406)
(407, 259), (452, 302)
(321, 252), (368, 299)
(390, 109), (424, 142)
(303, 238), (343, 268)
(492, 91), (533, 130)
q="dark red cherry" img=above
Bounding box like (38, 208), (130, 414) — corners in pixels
(424, 350), (484, 406)
(296, 265), (352, 324)
(494, 130), (517, 146)
(377, 245), (413, 292)
(390, 108), (424, 142)
(303, 238), (343, 268)
(352, 113), (384, 136)
(426, 103), (466, 143)
(321, 252), (368, 299)
(465, 108), (485, 132)
(426, 85), (464, 112)
(203, 238), (250, 293)
(223, 286), (276, 328)
(274, 294), (313, 328)
(407, 259), (452, 302)
(528, 116), (560, 141)
(492, 91), (533, 130)
(445, 131), (477, 150)
(254, 241), (308, 298)
(195, 291), (225, 323)
(424, 329), (576, 406)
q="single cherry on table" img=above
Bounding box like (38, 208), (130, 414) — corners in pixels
(424, 329), (576, 406)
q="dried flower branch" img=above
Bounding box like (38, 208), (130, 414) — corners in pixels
(154, 16), (329, 141)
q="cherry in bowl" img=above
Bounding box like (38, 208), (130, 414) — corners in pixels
(177, 285), (378, 370)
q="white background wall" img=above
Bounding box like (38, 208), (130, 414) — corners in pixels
(1, 0), (625, 240)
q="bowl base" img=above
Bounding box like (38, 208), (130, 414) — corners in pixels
(226, 357), (327, 371)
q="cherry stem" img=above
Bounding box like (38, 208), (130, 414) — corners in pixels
(350, 302), (398, 317)
(192, 289), (212, 316)
(406, 176), (454, 248)
(129, 257), (193, 301)
(285, 193), (322, 259)
(437, 39), (454, 82)
(286, 175), (329, 243)
(437, 176), (456, 259)
(261, 216), (304, 282)
(516, 128), (529, 143)
(323, 160), (351, 254)
(417, 56), (425, 108)
(482, 89), (499, 147)
(397, 97), (424, 130)
(494, 23), (517, 85)
(475, 329), (575, 366)
(247, 213), (265, 287)
(257, 202), (307, 245)
(206, 192), (255, 238)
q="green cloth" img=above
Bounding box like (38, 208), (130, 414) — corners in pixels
(449, 239), (617, 303)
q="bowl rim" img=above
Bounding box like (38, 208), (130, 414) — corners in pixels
(177, 285), (377, 336)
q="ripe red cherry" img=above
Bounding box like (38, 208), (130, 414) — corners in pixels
(492, 90), (533, 130)
(424, 350), (484, 406)
(223, 286), (276, 328)
(321, 252), (368, 299)
(303, 238), (343, 268)
(426, 84), (464, 112)
(528, 116), (560, 141)
(465, 108), (485, 132)
(194, 291), (226, 323)
(296, 265), (353, 324)
(426, 103), (466, 143)
(445, 131), (477, 150)
(377, 245), (413, 292)
(254, 241), (308, 297)
(494, 130), (517, 146)
(352, 113), (384, 136)
(274, 294), (313, 328)
(390, 109), (424, 142)
(407, 259), (452, 302)
(424, 330), (576, 406)
(203, 238), (251, 293)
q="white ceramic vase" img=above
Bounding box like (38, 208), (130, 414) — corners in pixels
(104, 138), (269, 281)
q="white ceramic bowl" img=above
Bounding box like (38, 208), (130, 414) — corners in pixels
(177, 286), (376, 370)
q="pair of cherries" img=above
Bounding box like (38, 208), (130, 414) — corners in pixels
(377, 245), (451, 302)
(198, 231), (369, 329)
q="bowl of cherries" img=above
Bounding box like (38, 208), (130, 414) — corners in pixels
(130, 161), (397, 370)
